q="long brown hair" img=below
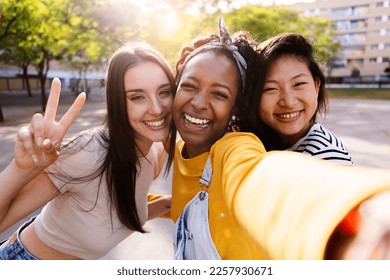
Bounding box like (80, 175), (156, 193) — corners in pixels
(103, 41), (176, 232)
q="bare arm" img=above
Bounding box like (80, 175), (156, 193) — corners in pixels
(148, 195), (171, 220)
(0, 78), (85, 231)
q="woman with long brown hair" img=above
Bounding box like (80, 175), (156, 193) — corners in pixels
(0, 41), (175, 260)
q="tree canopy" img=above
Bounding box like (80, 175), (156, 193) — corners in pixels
(0, 0), (339, 119)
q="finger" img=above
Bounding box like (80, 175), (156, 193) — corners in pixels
(16, 126), (36, 159)
(42, 139), (59, 164)
(58, 92), (86, 131)
(44, 77), (61, 122)
(31, 113), (44, 148)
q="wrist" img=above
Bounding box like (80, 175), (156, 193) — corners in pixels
(11, 159), (43, 180)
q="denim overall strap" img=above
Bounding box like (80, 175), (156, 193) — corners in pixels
(173, 156), (221, 260)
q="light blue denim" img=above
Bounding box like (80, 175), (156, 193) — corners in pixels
(0, 218), (39, 260)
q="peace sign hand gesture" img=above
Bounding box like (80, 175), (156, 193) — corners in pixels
(14, 78), (86, 171)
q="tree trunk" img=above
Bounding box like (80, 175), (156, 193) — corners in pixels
(37, 59), (47, 112)
(37, 52), (50, 112)
(0, 95), (4, 122)
(22, 65), (32, 97)
(39, 75), (47, 112)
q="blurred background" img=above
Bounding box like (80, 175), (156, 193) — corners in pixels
(1, 0), (390, 121)
(1, 0), (390, 259)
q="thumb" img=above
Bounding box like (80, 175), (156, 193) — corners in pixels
(42, 139), (59, 164)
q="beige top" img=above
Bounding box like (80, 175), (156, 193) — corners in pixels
(34, 127), (166, 259)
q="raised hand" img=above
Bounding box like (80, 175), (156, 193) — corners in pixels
(14, 78), (86, 170)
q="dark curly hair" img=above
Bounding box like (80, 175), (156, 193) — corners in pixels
(174, 31), (259, 131)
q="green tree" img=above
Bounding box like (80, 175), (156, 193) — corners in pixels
(0, 0), (39, 99)
(0, 0), (116, 112)
(185, 5), (339, 64)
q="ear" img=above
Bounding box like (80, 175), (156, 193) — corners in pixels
(315, 78), (321, 96)
(231, 106), (239, 117)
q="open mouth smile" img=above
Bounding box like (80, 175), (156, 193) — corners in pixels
(184, 113), (211, 127)
(144, 118), (166, 127)
(275, 111), (301, 120)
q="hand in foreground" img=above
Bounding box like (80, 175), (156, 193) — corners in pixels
(14, 78), (86, 170)
(148, 195), (172, 220)
(340, 191), (390, 259)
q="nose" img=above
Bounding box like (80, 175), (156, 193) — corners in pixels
(278, 89), (297, 108)
(149, 97), (163, 115)
(191, 91), (209, 111)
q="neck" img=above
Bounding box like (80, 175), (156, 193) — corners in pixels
(182, 144), (210, 159)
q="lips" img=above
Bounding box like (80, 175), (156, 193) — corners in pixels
(275, 111), (301, 120)
(184, 113), (211, 127)
(144, 117), (166, 127)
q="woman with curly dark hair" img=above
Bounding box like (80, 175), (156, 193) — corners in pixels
(170, 18), (390, 260)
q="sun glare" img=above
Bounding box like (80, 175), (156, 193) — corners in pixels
(113, 0), (180, 34)
(160, 11), (180, 34)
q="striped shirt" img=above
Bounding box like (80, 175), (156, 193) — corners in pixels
(288, 123), (353, 165)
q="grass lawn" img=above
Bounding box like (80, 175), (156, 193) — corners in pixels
(327, 87), (390, 100)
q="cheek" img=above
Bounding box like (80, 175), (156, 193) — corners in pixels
(126, 102), (142, 123)
(163, 96), (174, 112)
(172, 98), (182, 121)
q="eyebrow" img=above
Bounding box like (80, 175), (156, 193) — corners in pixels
(266, 73), (309, 83)
(125, 82), (171, 93)
(185, 76), (233, 95)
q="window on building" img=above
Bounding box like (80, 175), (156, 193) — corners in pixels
(371, 30), (381, 36)
(377, 2), (384, 8)
(336, 19), (367, 30)
(341, 45), (365, 56)
(332, 60), (347, 68)
(332, 7), (350, 18)
(351, 5), (369, 16)
(332, 5), (369, 18)
(337, 33), (366, 43)
(369, 57), (377, 63)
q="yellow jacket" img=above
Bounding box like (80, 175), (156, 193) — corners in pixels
(171, 132), (390, 259)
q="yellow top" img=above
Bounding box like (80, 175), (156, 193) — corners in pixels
(171, 132), (390, 259)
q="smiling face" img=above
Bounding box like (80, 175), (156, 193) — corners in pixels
(173, 51), (239, 158)
(259, 55), (320, 147)
(124, 61), (173, 154)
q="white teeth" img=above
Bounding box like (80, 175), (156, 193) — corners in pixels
(184, 113), (210, 125)
(277, 111), (299, 119)
(145, 118), (165, 127)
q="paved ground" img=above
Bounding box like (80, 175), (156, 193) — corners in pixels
(321, 98), (390, 168)
(1, 89), (390, 259)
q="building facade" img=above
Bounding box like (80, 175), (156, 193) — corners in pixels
(292, 0), (390, 83)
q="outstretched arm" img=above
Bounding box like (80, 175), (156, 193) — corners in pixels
(0, 77), (86, 231)
(209, 133), (390, 259)
(232, 152), (390, 259)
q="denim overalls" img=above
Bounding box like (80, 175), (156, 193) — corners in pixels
(174, 157), (221, 260)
